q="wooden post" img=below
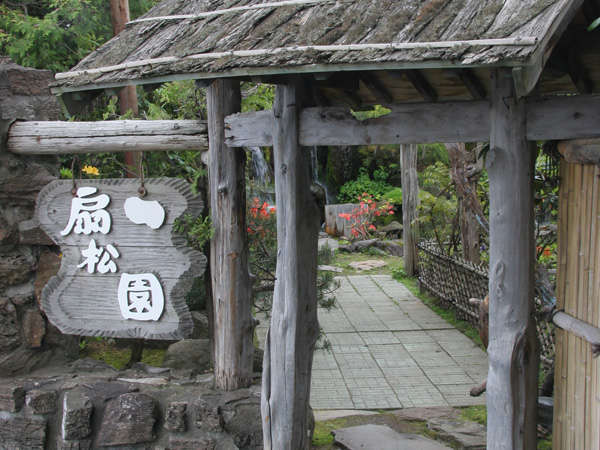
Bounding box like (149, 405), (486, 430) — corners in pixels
(486, 68), (539, 450)
(261, 82), (320, 450)
(401, 143), (419, 276)
(207, 79), (253, 390)
(110, 0), (141, 176)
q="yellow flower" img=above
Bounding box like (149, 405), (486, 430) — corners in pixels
(81, 165), (99, 176)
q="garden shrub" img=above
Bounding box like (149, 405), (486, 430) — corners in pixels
(338, 167), (392, 203)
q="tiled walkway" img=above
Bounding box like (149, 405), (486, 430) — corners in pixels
(257, 275), (488, 410)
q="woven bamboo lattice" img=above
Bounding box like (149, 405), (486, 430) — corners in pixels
(417, 241), (555, 368)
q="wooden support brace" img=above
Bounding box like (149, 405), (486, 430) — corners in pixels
(552, 311), (600, 356)
(261, 81), (320, 450)
(558, 138), (600, 165)
(207, 79), (253, 391)
(486, 68), (539, 450)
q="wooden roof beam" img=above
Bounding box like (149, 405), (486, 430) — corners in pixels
(405, 70), (438, 102)
(457, 69), (487, 100)
(359, 73), (394, 104)
(568, 48), (594, 94)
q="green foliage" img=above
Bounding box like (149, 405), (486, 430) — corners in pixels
(312, 418), (348, 446)
(173, 214), (214, 251)
(0, 0), (160, 71)
(419, 160), (452, 196)
(417, 143), (449, 168)
(242, 83), (275, 112)
(383, 187), (402, 206)
(338, 167), (393, 203)
(418, 190), (457, 250)
(350, 104), (391, 121)
(0, 0), (111, 71)
(140, 80), (206, 120)
(588, 16), (600, 31)
(460, 406), (487, 425)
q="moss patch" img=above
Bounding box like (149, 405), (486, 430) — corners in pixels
(331, 251), (401, 276)
(81, 339), (166, 370)
(460, 405), (487, 426)
(312, 417), (348, 447)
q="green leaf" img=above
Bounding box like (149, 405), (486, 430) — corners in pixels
(588, 17), (600, 31)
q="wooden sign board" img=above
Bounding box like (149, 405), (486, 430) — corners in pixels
(35, 178), (206, 339)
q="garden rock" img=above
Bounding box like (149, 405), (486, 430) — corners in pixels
(0, 382), (25, 411)
(165, 401), (187, 432)
(22, 307), (46, 348)
(333, 424), (450, 450)
(62, 389), (93, 440)
(221, 396), (262, 449)
(191, 311), (210, 339)
(379, 220), (403, 236)
(0, 413), (47, 449)
(26, 389), (57, 414)
(0, 298), (20, 353)
(349, 260), (387, 271)
(98, 393), (158, 446)
(427, 418), (486, 449)
(318, 265), (343, 273)
(163, 339), (211, 372)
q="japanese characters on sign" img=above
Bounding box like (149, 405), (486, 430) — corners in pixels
(35, 179), (206, 339)
(60, 186), (166, 321)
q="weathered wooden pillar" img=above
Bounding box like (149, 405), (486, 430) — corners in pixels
(207, 79), (253, 390)
(486, 68), (539, 449)
(401, 143), (419, 276)
(261, 82), (320, 450)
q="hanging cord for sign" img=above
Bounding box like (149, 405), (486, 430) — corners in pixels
(138, 152), (147, 197)
(70, 155), (81, 195)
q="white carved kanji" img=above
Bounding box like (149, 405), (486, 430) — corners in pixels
(77, 239), (119, 274)
(61, 186), (112, 236)
(118, 273), (165, 321)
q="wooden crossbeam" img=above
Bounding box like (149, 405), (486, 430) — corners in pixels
(225, 95), (600, 146)
(7, 120), (207, 155)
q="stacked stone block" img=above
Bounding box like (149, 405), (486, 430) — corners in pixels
(0, 58), (77, 377)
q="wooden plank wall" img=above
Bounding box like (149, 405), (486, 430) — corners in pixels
(554, 161), (600, 450)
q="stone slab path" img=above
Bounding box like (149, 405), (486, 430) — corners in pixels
(256, 275), (487, 410)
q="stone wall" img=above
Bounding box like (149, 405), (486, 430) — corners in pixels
(0, 360), (262, 449)
(0, 58), (78, 376)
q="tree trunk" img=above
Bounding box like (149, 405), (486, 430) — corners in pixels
(261, 81), (320, 450)
(486, 68), (539, 450)
(208, 79), (253, 390)
(446, 143), (483, 264)
(110, 0), (141, 176)
(401, 144), (419, 276)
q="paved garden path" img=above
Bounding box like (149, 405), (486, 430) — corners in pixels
(257, 275), (488, 410)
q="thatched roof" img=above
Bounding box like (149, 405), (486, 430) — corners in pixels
(53, 0), (584, 95)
